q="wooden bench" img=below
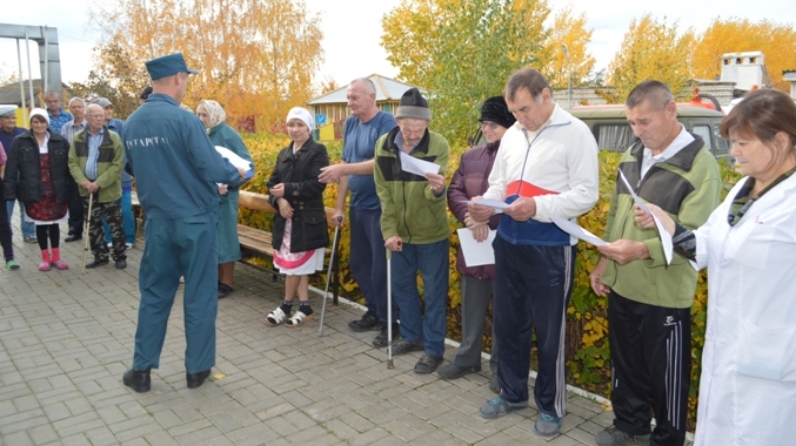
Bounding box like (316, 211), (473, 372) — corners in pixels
(237, 190), (341, 304)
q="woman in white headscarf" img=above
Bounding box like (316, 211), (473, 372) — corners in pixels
(264, 107), (329, 327)
(4, 108), (71, 271)
(197, 100), (254, 298)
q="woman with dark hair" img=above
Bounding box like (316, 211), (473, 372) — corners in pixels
(635, 88), (796, 445)
(265, 107), (329, 327)
(4, 108), (71, 271)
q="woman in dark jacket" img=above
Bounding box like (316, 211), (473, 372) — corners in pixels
(265, 107), (329, 328)
(438, 96), (515, 390)
(4, 108), (71, 271)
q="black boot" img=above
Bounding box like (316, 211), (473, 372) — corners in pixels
(186, 369), (211, 389)
(123, 368), (151, 393)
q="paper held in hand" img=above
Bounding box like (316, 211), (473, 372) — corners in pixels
(462, 198), (510, 210)
(399, 151), (440, 177)
(456, 228), (497, 267)
(550, 216), (608, 246)
(215, 146), (254, 179)
(618, 170), (673, 265)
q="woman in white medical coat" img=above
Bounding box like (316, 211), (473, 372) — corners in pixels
(636, 88), (796, 446)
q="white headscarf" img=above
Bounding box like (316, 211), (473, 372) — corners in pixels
(286, 107), (314, 131)
(29, 108), (50, 125)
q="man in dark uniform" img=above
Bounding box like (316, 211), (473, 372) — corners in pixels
(121, 53), (247, 393)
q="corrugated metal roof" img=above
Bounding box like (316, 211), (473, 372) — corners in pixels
(0, 79), (72, 107)
(307, 74), (427, 105)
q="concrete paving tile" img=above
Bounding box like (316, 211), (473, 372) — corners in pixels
(60, 434), (93, 446)
(1, 430), (34, 446)
(85, 426), (120, 446)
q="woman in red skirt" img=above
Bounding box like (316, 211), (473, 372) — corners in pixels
(4, 108), (72, 271)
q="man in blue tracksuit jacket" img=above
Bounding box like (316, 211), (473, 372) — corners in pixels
(121, 53), (246, 393)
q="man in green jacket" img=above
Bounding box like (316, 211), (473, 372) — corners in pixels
(590, 80), (721, 446)
(374, 88), (450, 374)
(68, 103), (127, 269)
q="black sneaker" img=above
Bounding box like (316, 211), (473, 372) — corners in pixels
(372, 323), (400, 347)
(348, 312), (380, 332)
(391, 340), (424, 356)
(414, 354), (443, 374)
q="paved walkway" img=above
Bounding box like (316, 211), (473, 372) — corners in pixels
(1, 223), (625, 446)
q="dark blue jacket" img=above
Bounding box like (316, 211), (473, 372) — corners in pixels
(123, 93), (240, 220)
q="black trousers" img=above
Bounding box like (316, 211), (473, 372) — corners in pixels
(66, 173), (83, 235)
(0, 197), (12, 261)
(493, 236), (575, 418)
(608, 291), (690, 446)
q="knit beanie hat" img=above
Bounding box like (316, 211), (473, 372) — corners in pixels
(480, 96), (515, 129)
(395, 88), (431, 121)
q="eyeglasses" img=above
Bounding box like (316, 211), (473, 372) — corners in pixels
(481, 121), (500, 130)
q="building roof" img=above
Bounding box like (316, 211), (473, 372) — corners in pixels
(0, 79), (72, 107)
(307, 74), (426, 105)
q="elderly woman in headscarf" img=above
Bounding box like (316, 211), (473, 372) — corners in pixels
(264, 107), (329, 327)
(4, 108), (71, 271)
(196, 100), (254, 298)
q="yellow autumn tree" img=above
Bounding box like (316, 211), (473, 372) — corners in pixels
(90, 0), (323, 130)
(608, 15), (694, 100)
(692, 18), (796, 91)
(542, 7), (596, 89)
(381, 0), (553, 144)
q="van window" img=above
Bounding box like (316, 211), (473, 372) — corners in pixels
(714, 124), (730, 155)
(594, 124), (636, 152)
(692, 125), (714, 154)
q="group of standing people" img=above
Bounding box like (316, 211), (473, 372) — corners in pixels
(0, 91), (135, 272)
(35, 49), (787, 446)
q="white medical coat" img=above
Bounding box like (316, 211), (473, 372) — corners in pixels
(693, 174), (796, 446)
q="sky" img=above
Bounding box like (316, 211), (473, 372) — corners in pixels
(0, 0), (793, 90)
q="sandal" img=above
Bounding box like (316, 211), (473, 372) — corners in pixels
(51, 260), (69, 270)
(265, 307), (288, 326)
(285, 311), (313, 328)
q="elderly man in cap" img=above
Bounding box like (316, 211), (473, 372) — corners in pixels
(373, 87), (450, 374)
(121, 53), (248, 393)
(0, 107), (36, 243)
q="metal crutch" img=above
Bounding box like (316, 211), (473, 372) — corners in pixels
(81, 193), (94, 274)
(318, 216), (343, 336)
(386, 248), (394, 369)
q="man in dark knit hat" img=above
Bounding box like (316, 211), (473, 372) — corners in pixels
(438, 96), (515, 390)
(374, 87), (451, 374)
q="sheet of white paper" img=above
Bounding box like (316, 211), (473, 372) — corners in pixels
(215, 145), (254, 179)
(463, 198), (510, 210)
(456, 228), (496, 267)
(399, 151), (440, 176)
(618, 170), (673, 265)
(550, 216), (609, 247)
